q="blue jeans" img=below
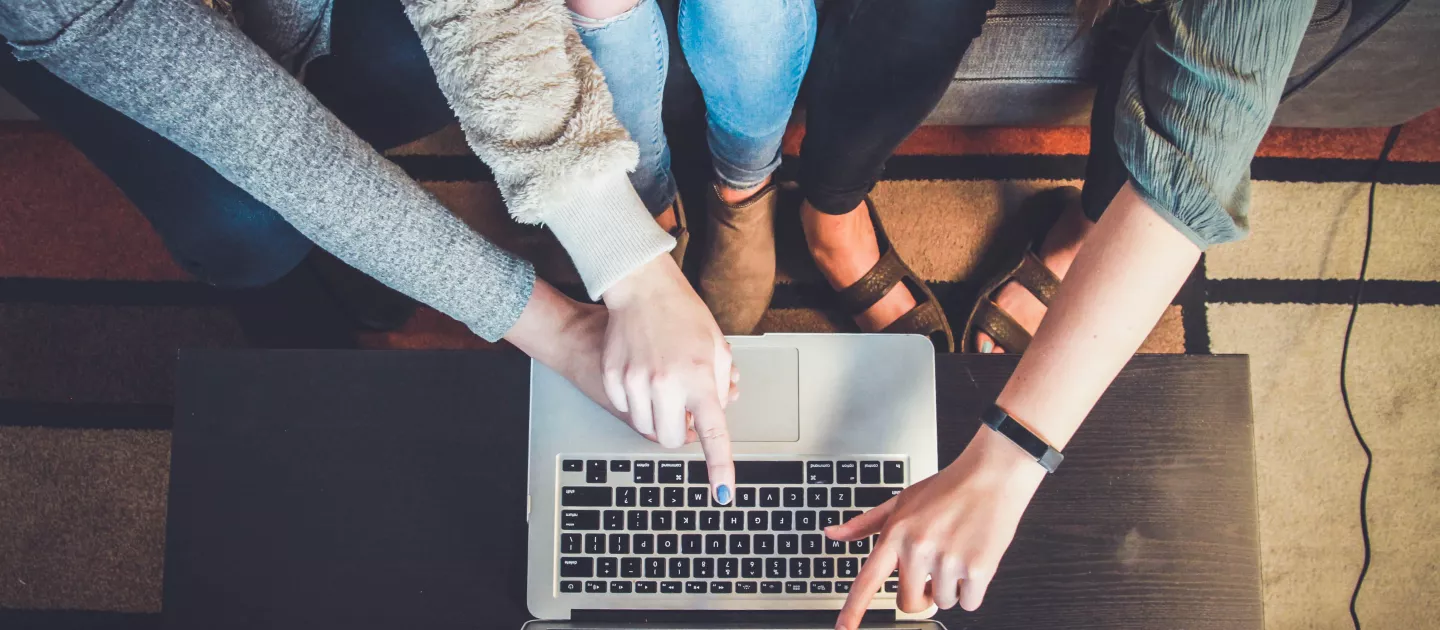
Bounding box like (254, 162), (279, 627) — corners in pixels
(0, 0), (452, 287)
(574, 0), (816, 215)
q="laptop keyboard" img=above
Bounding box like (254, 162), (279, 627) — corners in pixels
(555, 457), (905, 597)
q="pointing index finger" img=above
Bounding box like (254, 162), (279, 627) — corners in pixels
(688, 393), (735, 505)
(837, 543), (897, 630)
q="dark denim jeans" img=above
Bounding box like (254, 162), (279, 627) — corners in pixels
(0, 0), (453, 287)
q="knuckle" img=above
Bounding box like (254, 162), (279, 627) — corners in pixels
(698, 426), (729, 442)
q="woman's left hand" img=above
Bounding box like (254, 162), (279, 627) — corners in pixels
(827, 426), (1048, 628)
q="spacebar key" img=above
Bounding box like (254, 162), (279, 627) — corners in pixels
(854, 487), (903, 508)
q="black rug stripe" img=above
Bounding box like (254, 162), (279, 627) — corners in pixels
(0, 610), (160, 630)
(396, 153), (1440, 185)
(1209, 278), (1440, 305)
(1178, 255), (1212, 354)
(0, 400), (172, 430)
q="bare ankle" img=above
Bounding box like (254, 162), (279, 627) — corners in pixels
(655, 205), (678, 232)
(801, 199), (870, 252)
(717, 177), (771, 205)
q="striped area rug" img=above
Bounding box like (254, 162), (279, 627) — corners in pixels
(2, 110), (1439, 629)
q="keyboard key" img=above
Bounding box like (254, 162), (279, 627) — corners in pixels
(610, 533), (630, 555)
(562, 487), (612, 507)
(754, 534), (775, 555)
(669, 558), (690, 578)
(836, 581), (852, 593)
(711, 581), (733, 594)
(762, 581), (784, 593)
(724, 512), (744, 531)
(729, 533), (751, 555)
(682, 534), (702, 555)
(735, 461), (804, 484)
(815, 558), (834, 578)
(783, 487), (805, 507)
(747, 511), (769, 531)
(664, 487), (685, 508)
(811, 581), (832, 593)
(743, 558), (762, 578)
(559, 557), (593, 577)
(759, 487), (781, 508)
(658, 534), (678, 554)
(628, 510), (648, 531)
(641, 487), (660, 507)
(736, 487), (757, 507)
(766, 558), (786, 578)
(661, 581), (683, 593)
(598, 557), (617, 578)
(772, 511), (793, 531)
(830, 488), (851, 508)
(796, 511), (817, 531)
(586, 581), (607, 593)
(706, 534), (727, 555)
(687, 487), (708, 507)
(885, 581), (899, 593)
(585, 534), (604, 554)
(617, 487), (636, 508)
(652, 511), (673, 531)
(737, 581), (758, 594)
(855, 487), (903, 508)
(560, 580), (581, 593)
(563, 459), (584, 472)
(633, 461), (655, 484)
(561, 510), (599, 530)
(636, 581), (658, 593)
(719, 557), (739, 579)
(790, 558), (810, 578)
(786, 581), (807, 594)
(839, 558), (858, 578)
(658, 461), (685, 484)
(819, 511), (841, 529)
(633, 534), (654, 554)
(807, 461), (834, 484)
(604, 510), (624, 531)
(622, 557), (641, 577)
(779, 534), (799, 555)
(849, 537), (871, 555)
(610, 460), (631, 472)
(645, 557), (665, 578)
(687, 461), (709, 484)
(802, 534), (823, 554)
(860, 461), (882, 484)
(843, 510), (863, 524)
(694, 557), (715, 578)
(700, 510), (721, 531)
(826, 539), (847, 555)
(884, 461), (905, 484)
(610, 580), (632, 593)
(676, 510), (697, 531)
(586, 460), (607, 484)
(686, 581), (707, 594)
(807, 488), (828, 507)
(837, 461), (858, 484)
(560, 533), (580, 554)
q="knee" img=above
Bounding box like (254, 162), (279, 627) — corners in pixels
(159, 197), (313, 289)
(681, 0), (815, 134)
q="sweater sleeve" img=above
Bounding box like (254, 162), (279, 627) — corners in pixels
(401, 0), (674, 299)
(1, 0), (534, 341)
(1113, 0), (1315, 249)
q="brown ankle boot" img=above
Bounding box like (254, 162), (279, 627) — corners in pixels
(669, 194), (690, 267)
(698, 183), (778, 335)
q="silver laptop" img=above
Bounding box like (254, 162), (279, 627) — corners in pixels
(525, 334), (941, 630)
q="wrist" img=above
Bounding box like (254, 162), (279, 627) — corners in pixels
(504, 279), (587, 366)
(601, 255), (677, 310)
(963, 425), (1048, 488)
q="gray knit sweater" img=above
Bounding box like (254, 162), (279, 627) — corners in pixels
(0, 0), (674, 341)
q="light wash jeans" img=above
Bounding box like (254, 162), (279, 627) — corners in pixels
(574, 0), (816, 215)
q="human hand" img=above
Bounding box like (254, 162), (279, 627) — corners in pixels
(827, 427), (1047, 628)
(601, 255), (739, 504)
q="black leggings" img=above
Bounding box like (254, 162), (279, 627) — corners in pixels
(799, 0), (1154, 219)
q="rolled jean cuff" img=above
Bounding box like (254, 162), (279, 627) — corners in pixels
(708, 125), (784, 191)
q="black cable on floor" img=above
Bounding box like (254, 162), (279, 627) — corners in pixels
(1343, 123), (1403, 630)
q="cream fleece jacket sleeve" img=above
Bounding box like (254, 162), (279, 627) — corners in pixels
(401, 0), (674, 299)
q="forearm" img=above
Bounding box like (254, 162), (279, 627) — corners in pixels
(994, 182), (1200, 450)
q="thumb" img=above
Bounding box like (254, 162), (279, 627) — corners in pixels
(825, 499), (895, 541)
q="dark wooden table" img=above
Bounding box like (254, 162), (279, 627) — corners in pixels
(164, 350), (1260, 630)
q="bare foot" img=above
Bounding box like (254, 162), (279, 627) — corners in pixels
(801, 199), (918, 332)
(974, 200), (1094, 353)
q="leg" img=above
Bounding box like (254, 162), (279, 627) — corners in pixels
(570, 0), (679, 223)
(798, 0), (993, 332)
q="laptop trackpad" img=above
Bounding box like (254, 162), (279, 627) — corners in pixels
(726, 347), (800, 442)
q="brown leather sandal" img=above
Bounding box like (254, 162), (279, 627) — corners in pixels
(830, 196), (955, 352)
(960, 187), (1074, 353)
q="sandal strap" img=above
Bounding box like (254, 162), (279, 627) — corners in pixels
(975, 299), (1032, 354)
(881, 298), (948, 338)
(835, 248), (908, 316)
(1012, 251), (1062, 307)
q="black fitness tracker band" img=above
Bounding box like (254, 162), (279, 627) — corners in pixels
(981, 404), (1064, 473)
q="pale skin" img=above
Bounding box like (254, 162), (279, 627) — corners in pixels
(830, 182), (1201, 627)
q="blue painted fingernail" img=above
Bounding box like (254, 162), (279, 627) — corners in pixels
(716, 484), (732, 505)
(980, 339), (994, 354)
